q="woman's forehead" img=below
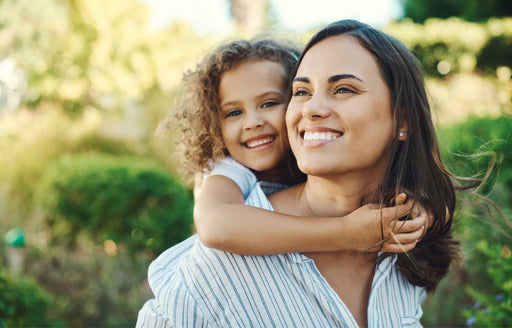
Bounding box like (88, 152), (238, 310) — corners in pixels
(297, 35), (378, 79)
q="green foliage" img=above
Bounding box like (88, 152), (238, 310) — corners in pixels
(463, 241), (512, 327)
(36, 153), (194, 255)
(384, 18), (512, 77)
(440, 115), (512, 209)
(24, 243), (151, 326)
(0, 269), (64, 327)
(402, 0), (512, 23)
(26, 152), (193, 325)
(478, 33), (512, 74)
(0, 0), (216, 113)
(422, 115), (512, 326)
(0, 108), (140, 223)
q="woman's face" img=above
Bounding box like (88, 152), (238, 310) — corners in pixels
(286, 34), (395, 182)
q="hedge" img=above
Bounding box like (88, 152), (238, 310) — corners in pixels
(36, 153), (194, 256)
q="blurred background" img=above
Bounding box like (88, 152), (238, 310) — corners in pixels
(0, 0), (510, 326)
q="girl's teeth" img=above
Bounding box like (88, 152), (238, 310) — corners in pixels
(247, 137), (273, 148)
(303, 131), (340, 141)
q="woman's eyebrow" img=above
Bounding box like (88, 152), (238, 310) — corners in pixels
(328, 74), (363, 83)
(293, 74), (363, 84)
(293, 76), (309, 83)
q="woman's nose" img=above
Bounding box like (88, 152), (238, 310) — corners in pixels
(302, 94), (331, 120)
(243, 111), (264, 130)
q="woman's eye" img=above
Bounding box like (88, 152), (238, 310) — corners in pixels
(292, 89), (309, 97)
(261, 101), (280, 109)
(225, 109), (242, 118)
(334, 86), (356, 94)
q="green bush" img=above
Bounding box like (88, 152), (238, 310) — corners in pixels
(24, 243), (152, 326)
(422, 115), (512, 326)
(0, 269), (64, 327)
(36, 153), (194, 256)
(440, 115), (511, 209)
(0, 108), (141, 225)
(384, 18), (512, 77)
(463, 241), (512, 327)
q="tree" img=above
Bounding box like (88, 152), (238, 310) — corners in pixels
(401, 0), (512, 23)
(228, 0), (267, 34)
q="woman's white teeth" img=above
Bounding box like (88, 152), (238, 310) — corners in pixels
(303, 131), (340, 141)
(246, 137), (273, 148)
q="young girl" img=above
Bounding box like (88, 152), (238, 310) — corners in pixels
(171, 37), (429, 256)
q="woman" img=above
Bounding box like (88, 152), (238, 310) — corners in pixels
(137, 19), (462, 327)
(272, 19), (461, 326)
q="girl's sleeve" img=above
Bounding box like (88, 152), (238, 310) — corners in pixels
(202, 156), (258, 198)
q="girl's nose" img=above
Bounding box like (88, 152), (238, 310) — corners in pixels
(243, 111), (264, 130)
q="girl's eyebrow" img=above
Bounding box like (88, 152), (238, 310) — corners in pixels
(293, 74), (363, 84)
(221, 90), (283, 109)
(220, 100), (237, 108)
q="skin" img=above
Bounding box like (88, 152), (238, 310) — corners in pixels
(270, 34), (410, 326)
(219, 59), (290, 182)
(194, 57), (427, 257)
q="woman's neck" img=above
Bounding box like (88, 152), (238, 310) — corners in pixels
(299, 174), (379, 217)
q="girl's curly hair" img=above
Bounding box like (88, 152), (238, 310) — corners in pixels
(172, 37), (301, 182)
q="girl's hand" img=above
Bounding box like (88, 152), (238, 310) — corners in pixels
(350, 193), (432, 253)
(379, 193), (433, 253)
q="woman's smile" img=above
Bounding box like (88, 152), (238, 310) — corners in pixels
(300, 127), (343, 147)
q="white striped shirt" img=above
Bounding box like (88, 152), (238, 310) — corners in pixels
(137, 158), (426, 327)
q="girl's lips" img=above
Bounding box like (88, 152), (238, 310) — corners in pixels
(244, 135), (276, 149)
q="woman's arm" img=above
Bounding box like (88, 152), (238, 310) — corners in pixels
(194, 175), (424, 255)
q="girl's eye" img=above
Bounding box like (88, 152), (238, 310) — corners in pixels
(225, 109), (242, 118)
(334, 86), (356, 94)
(261, 101), (280, 109)
(292, 89), (310, 97)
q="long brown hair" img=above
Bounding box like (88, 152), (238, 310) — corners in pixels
(297, 19), (482, 292)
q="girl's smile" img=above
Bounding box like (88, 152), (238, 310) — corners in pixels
(219, 59), (290, 175)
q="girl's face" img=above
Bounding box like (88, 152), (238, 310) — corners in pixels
(219, 59), (289, 174)
(286, 35), (395, 183)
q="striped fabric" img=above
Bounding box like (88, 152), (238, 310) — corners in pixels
(136, 158), (427, 327)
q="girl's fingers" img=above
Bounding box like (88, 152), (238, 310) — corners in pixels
(393, 193), (407, 205)
(392, 213), (427, 233)
(381, 199), (413, 223)
(388, 225), (425, 245)
(381, 240), (418, 253)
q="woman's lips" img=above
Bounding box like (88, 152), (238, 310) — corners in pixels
(299, 129), (343, 147)
(302, 131), (341, 141)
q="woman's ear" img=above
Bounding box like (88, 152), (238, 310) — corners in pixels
(397, 110), (409, 141)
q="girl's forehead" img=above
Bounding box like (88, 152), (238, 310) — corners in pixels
(219, 59), (287, 104)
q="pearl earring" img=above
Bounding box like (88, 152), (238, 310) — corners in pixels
(399, 132), (404, 137)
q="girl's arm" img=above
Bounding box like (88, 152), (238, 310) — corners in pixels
(194, 175), (425, 255)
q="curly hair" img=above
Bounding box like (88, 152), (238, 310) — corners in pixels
(172, 37), (301, 182)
